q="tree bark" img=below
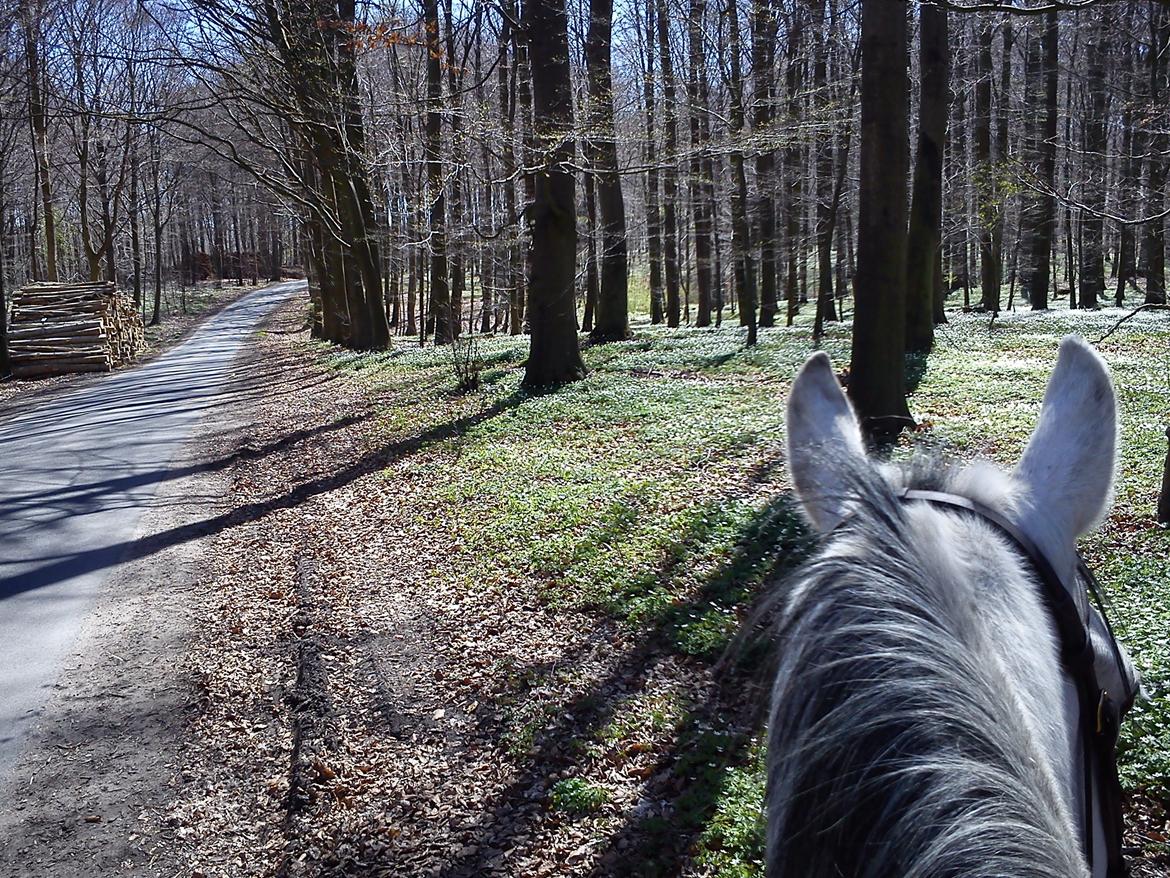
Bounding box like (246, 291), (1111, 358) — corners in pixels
(641, 0), (665, 326)
(1079, 12), (1108, 310)
(752, 0), (778, 328)
(975, 18), (999, 314)
(687, 0), (714, 327)
(1144, 8), (1169, 306)
(23, 7), (58, 283)
(149, 130), (164, 326)
(849, 0), (913, 440)
(443, 0), (465, 337)
(522, 0), (586, 387)
(515, 23), (535, 335)
(585, 0), (630, 341)
(1022, 12), (1058, 311)
(727, 0), (757, 344)
(583, 170), (600, 332)
(425, 0), (452, 343)
(906, 4), (948, 352)
(655, 0), (683, 328)
(783, 11), (805, 327)
(812, 0), (837, 336)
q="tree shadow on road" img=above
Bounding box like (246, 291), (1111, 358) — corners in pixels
(0, 390), (531, 602)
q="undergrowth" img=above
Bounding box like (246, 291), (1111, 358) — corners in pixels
(322, 301), (1169, 875)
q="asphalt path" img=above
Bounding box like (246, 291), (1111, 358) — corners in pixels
(0, 280), (303, 782)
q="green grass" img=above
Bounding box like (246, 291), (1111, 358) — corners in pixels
(322, 298), (1170, 873)
(695, 745), (767, 878)
(549, 776), (610, 814)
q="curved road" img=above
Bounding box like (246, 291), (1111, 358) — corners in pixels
(0, 280), (302, 782)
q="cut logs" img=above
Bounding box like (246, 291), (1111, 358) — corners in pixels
(6, 281), (145, 378)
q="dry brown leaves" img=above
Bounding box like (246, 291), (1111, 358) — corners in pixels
(162, 303), (733, 878)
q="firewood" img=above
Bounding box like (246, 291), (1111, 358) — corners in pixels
(5, 281), (143, 378)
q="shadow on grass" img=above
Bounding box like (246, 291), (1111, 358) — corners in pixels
(906, 351), (930, 395)
(427, 485), (814, 878)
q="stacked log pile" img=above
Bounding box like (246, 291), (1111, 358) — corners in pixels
(6, 281), (145, 378)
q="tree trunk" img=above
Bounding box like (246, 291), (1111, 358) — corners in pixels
(1144, 8), (1169, 305)
(783, 11), (805, 327)
(812, 0), (837, 335)
(425, 0), (452, 343)
(443, 0), (465, 337)
(687, 0), (714, 327)
(992, 17), (1012, 307)
(1022, 12), (1058, 311)
(586, 0), (630, 341)
(975, 18), (1000, 313)
(849, 0), (913, 440)
(656, 0), (683, 328)
(522, 0), (586, 387)
(641, 0), (665, 326)
(1079, 13), (1108, 310)
(727, 0), (757, 344)
(150, 131), (164, 326)
(752, 0), (778, 328)
(905, 4), (948, 352)
(583, 170), (600, 332)
(0, 177), (8, 374)
(23, 8), (58, 283)
(515, 24), (535, 335)
(129, 129), (143, 308)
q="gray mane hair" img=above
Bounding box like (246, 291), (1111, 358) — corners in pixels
(766, 452), (1089, 878)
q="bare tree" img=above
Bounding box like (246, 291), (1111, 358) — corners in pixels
(849, 0), (914, 439)
(906, 3), (949, 351)
(522, 0), (586, 386)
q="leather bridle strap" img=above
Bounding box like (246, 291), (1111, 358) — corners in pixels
(898, 490), (1095, 671)
(897, 489), (1121, 876)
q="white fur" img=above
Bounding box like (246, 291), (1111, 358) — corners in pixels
(1014, 335), (1118, 584)
(778, 335), (1122, 877)
(785, 352), (866, 531)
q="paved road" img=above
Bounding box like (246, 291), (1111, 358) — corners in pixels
(0, 280), (302, 781)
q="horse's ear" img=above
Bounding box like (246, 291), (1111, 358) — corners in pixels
(786, 352), (867, 532)
(1014, 335), (1118, 542)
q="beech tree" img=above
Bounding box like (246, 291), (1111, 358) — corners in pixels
(1021, 12), (1059, 311)
(522, 0), (586, 386)
(906, 5), (949, 352)
(1, 0), (1165, 395)
(585, 0), (629, 342)
(849, 0), (913, 439)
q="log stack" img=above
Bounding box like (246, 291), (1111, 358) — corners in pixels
(6, 281), (145, 378)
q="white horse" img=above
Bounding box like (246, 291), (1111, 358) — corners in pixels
(770, 336), (1139, 878)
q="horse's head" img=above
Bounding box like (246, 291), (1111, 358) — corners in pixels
(770, 336), (1134, 878)
(786, 335), (1117, 572)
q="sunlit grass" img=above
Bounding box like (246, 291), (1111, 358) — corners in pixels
(323, 298), (1169, 874)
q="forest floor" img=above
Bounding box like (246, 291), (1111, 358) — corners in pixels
(3, 290), (1164, 877)
(0, 279), (274, 412)
(143, 296), (1169, 877)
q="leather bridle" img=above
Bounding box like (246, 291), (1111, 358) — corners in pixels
(897, 489), (1136, 878)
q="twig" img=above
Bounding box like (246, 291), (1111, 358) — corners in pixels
(1092, 304), (1169, 345)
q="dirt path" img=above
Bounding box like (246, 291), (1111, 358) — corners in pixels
(132, 301), (747, 878)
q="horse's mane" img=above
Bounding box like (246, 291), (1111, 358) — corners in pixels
(767, 453), (1088, 878)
